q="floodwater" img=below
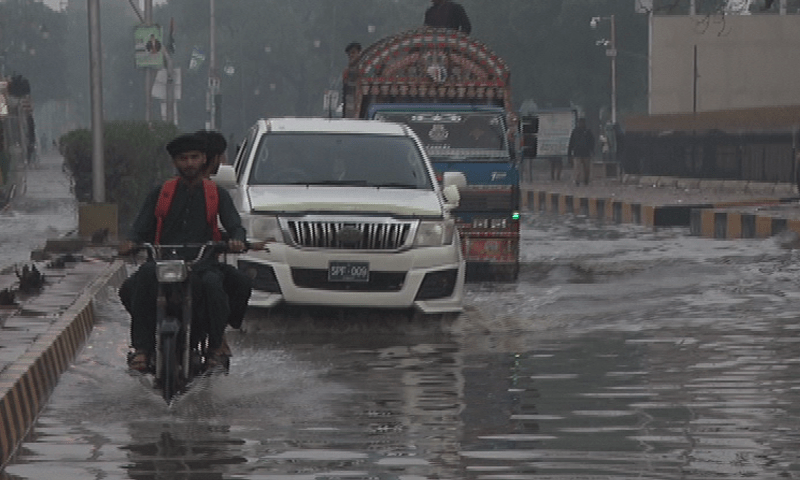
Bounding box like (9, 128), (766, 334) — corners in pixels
(0, 155), (76, 269)
(4, 156), (800, 478)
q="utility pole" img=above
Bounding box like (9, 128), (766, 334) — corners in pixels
(88, 0), (104, 202)
(609, 14), (617, 126)
(164, 18), (176, 126)
(208, 0), (219, 130)
(144, 0), (153, 123)
(590, 15), (617, 125)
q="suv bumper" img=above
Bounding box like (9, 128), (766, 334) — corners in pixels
(235, 244), (465, 314)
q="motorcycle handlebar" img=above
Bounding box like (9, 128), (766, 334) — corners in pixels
(125, 240), (265, 262)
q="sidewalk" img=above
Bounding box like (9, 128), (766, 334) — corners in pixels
(520, 163), (800, 238)
(0, 151), (126, 468)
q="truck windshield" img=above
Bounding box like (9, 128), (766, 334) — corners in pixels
(248, 133), (433, 189)
(375, 112), (508, 159)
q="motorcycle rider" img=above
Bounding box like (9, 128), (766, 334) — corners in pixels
(119, 132), (246, 372)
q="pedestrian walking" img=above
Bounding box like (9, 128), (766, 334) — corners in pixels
(568, 118), (595, 186)
(549, 157), (563, 181)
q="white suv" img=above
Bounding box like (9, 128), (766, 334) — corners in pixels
(214, 117), (465, 314)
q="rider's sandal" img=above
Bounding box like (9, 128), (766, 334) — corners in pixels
(205, 349), (230, 373)
(127, 350), (150, 373)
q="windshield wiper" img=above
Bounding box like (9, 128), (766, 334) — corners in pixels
(307, 180), (369, 186)
(373, 183), (420, 189)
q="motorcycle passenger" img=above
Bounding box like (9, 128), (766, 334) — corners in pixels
(195, 129), (253, 330)
(119, 133), (246, 372)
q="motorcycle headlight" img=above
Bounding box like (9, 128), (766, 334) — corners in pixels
(247, 215), (283, 243)
(414, 219), (455, 246)
(156, 260), (187, 283)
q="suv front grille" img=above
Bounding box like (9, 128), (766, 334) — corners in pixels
(282, 217), (416, 250)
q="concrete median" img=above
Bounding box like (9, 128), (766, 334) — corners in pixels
(0, 258), (126, 468)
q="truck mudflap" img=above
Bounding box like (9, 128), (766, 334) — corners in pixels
(460, 230), (520, 281)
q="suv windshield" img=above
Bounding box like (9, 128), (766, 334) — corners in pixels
(375, 112), (508, 159)
(249, 133), (433, 189)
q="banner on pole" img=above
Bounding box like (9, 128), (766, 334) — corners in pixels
(134, 25), (164, 69)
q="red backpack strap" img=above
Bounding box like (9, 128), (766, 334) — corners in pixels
(154, 178), (179, 244)
(202, 179), (222, 241)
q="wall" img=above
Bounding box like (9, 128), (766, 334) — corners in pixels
(650, 15), (800, 114)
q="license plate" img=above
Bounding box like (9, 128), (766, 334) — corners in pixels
(328, 261), (370, 282)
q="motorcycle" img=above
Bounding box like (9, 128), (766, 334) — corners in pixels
(127, 241), (253, 403)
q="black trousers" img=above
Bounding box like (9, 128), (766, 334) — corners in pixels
(120, 263), (253, 333)
(122, 262), (232, 353)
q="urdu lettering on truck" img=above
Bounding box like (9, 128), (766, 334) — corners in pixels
(344, 27), (520, 281)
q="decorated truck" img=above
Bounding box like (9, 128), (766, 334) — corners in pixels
(343, 27), (520, 281)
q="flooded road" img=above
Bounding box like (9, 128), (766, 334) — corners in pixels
(4, 170), (800, 478)
(0, 156), (76, 268)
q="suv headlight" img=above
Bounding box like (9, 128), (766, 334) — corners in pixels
(247, 215), (283, 243)
(414, 219), (455, 246)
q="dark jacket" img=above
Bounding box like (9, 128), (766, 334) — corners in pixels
(129, 179), (246, 251)
(424, 1), (471, 34)
(568, 126), (595, 158)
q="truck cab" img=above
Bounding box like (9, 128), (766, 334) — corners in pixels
(344, 27), (521, 281)
(370, 104), (520, 280)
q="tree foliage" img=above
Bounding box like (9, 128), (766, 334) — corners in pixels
(60, 121), (179, 235)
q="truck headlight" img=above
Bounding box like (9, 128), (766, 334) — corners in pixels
(490, 218), (508, 229)
(473, 218), (509, 229)
(247, 215), (283, 243)
(156, 260), (187, 283)
(414, 219), (455, 246)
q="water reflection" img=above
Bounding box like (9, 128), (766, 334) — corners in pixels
(6, 212), (800, 478)
(121, 424), (246, 479)
(5, 307), (800, 479)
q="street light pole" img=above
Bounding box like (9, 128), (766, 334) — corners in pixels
(609, 14), (617, 126)
(144, 0), (152, 124)
(87, 0), (105, 203)
(208, 0), (219, 130)
(591, 15), (617, 125)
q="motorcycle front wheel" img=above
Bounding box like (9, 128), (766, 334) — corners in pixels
(160, 333), (179, 402)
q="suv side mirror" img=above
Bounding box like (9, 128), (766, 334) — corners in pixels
(442, 171), (466, 189)
(442, 184), (460, 207)
(211, 165), (237, 188)
(442, 171), (466, 208)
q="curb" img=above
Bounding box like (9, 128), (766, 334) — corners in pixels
(0, 260), (126, 469)
(689, 207), (800, 239)
(522, 188), (711, 227)
(522, 187), (799, 234)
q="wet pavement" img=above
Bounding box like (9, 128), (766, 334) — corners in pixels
(4, 155), (800, 477)
(5, 213), (800, 479)
(0, 152), (118, 373)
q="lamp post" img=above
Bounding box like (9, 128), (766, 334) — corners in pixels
(590, 14), (617, 126)
(208, 0), (220, 130)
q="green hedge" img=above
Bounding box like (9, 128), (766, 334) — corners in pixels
(60, 121), (180, 236)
